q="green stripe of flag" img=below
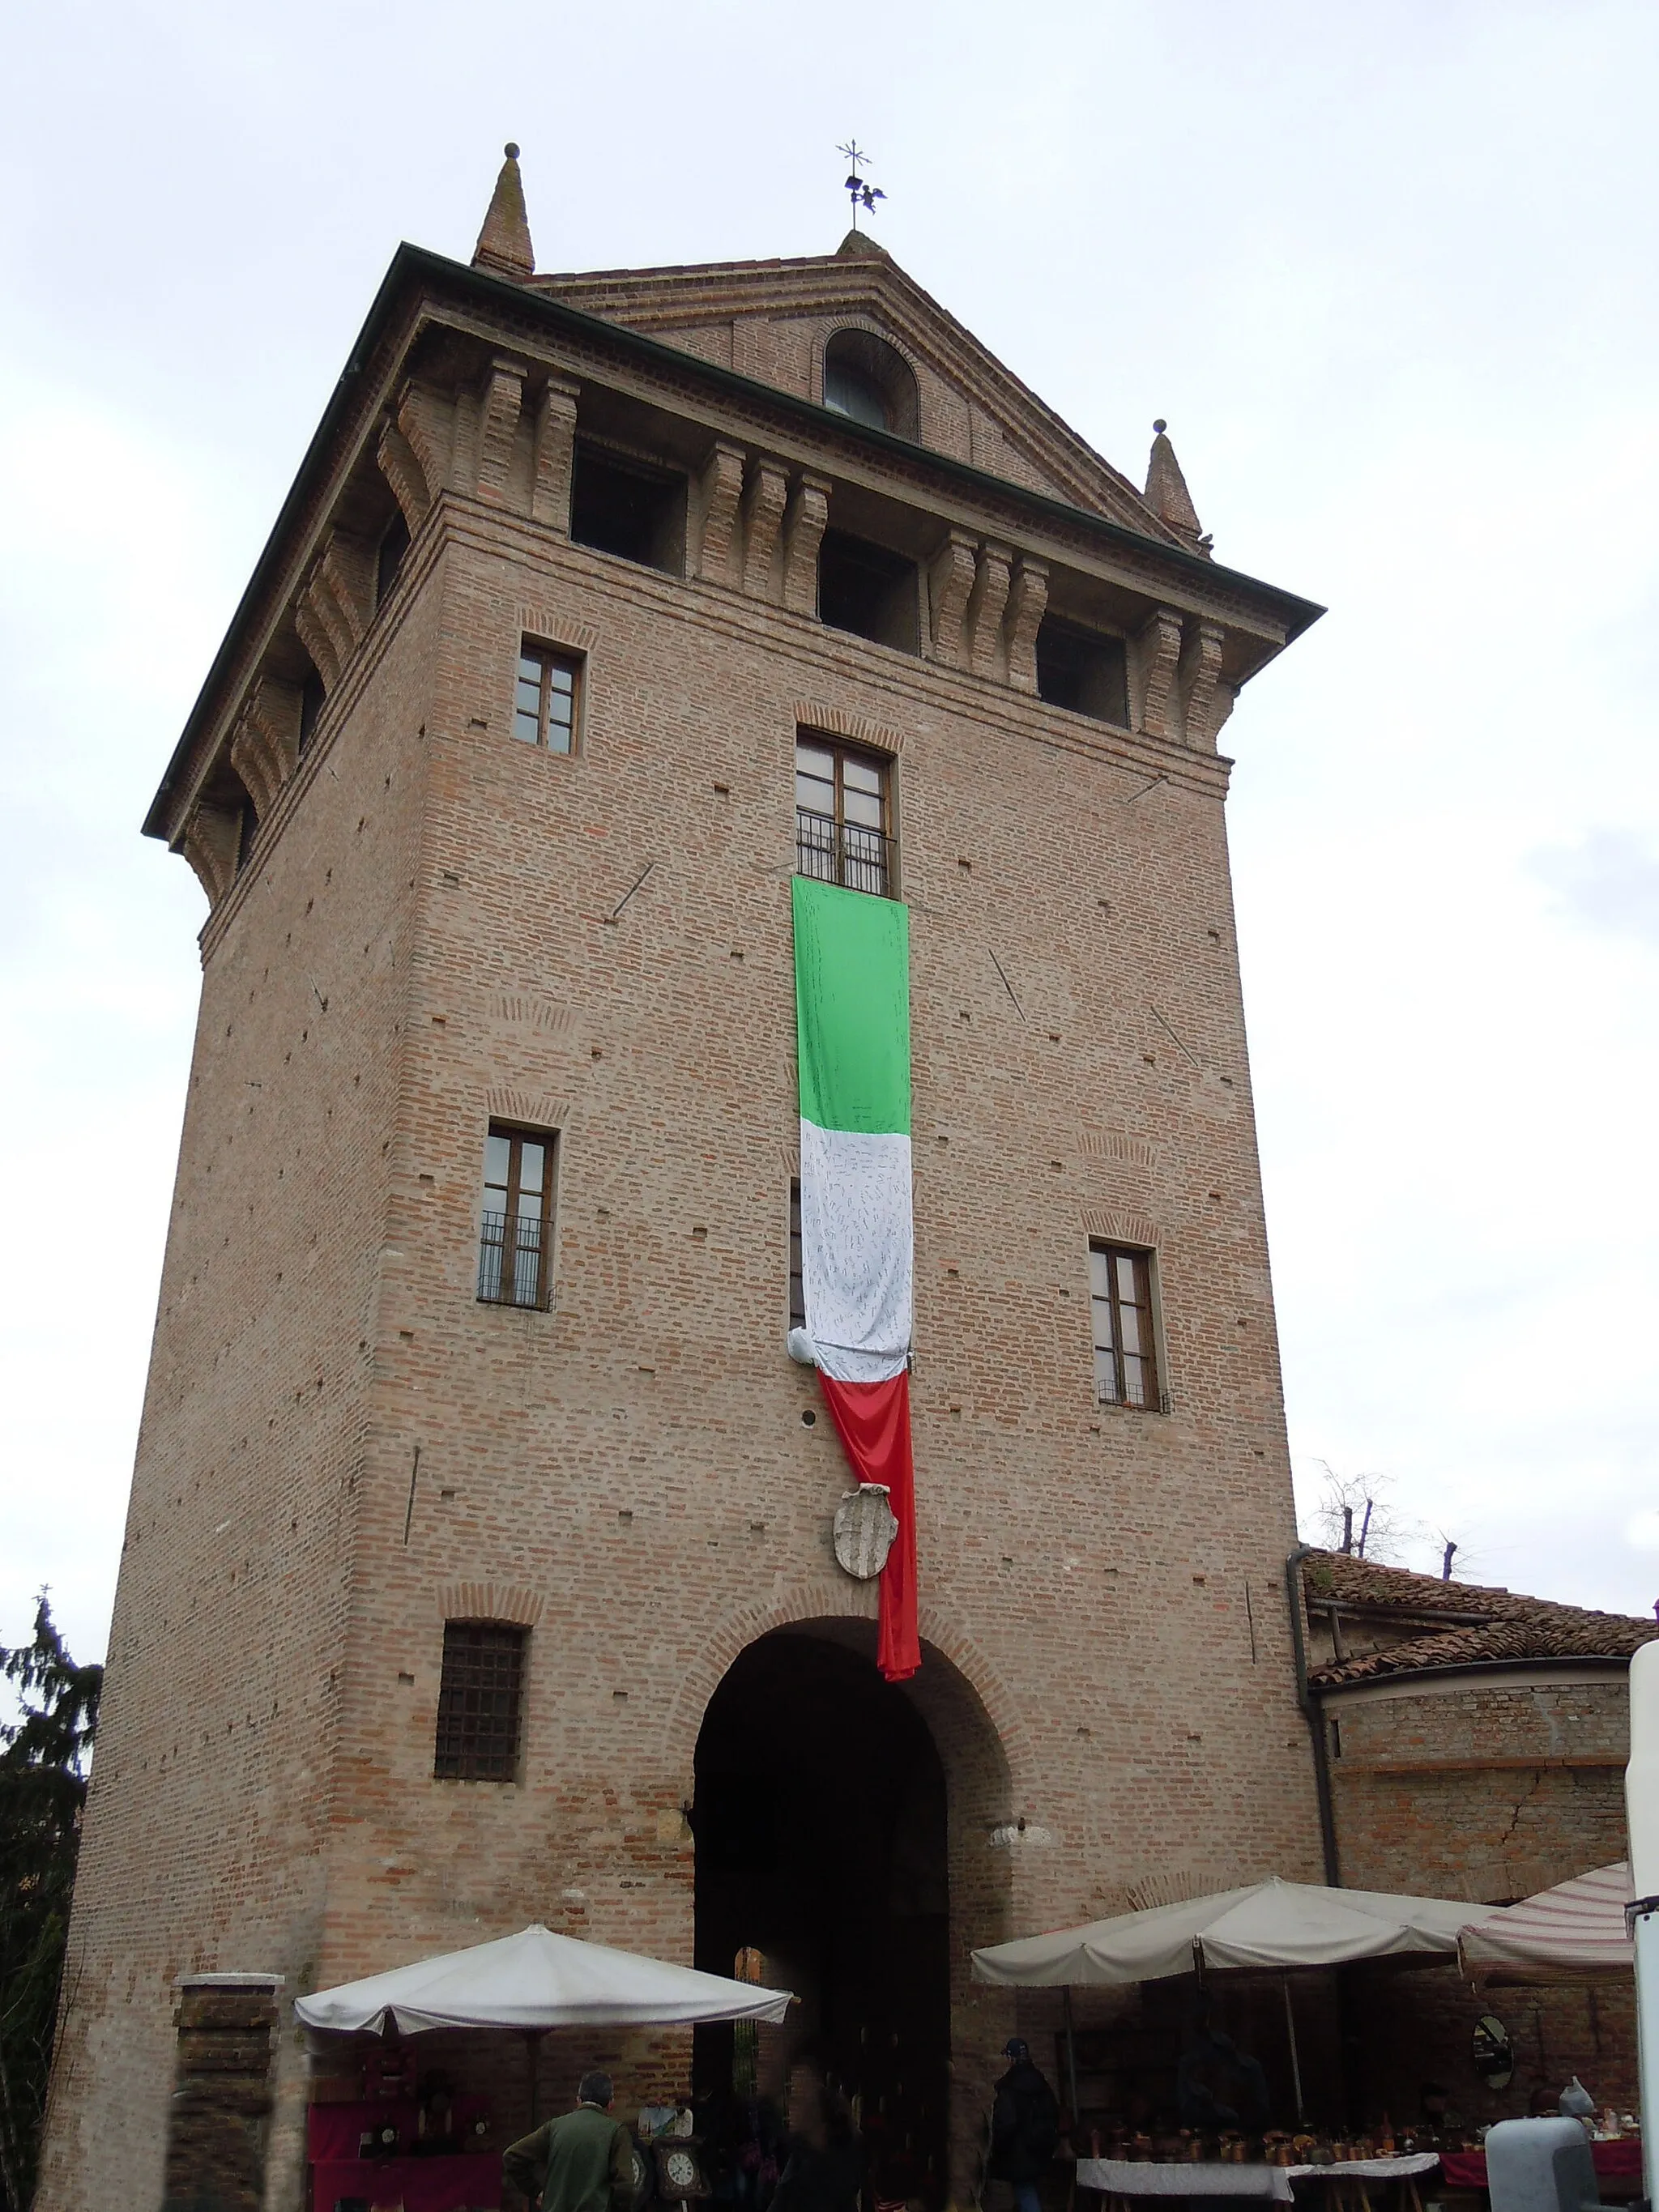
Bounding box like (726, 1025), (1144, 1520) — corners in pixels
(792, 876), (911, 1136)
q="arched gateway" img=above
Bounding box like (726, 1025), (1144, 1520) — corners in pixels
(692, 1621), (1014, 2210)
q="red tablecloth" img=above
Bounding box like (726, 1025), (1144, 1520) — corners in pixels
(309, 2101), (495, 2159)
(1439, 2142), (1643, 2189)
(310, 2153), (499, 2212)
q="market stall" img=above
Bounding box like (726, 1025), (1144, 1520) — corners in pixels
(296, 1924), (794, 2212)
(1457, 1863), (1634, 1984)
(974, 1879), (1473, 2118)
(973, 1879), (1478, 2209)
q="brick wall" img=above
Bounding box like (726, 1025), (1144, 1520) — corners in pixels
(1326, 1669), (1636, 2122)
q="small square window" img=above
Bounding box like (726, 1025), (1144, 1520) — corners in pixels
(376, 512), (411, 607)
(434, 1622), (526, 1782)
(1035, 616), (1129, 727)
(297, 667), (326, 757)
(817, 528), (919, 654)
(513, 643), (582, 753)
(1089, 1243), (1163, 1411)
(569, 443), (687, 573)
(478, 1123), (557, 1309)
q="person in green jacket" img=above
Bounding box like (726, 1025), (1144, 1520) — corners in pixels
(504, 2070), (636, 2212)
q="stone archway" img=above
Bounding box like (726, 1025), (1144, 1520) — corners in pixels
(690, 1617), (1015, 2210)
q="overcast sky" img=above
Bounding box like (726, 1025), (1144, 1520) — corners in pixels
(4, 0), (1657, 1669)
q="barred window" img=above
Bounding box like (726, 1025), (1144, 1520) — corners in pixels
(478, 1125), (556, 1310)
(795, 734), (893, 897)
(1089, 1244), (1162, 1411)
(513, 641), (581, 752)
(434, 1622), (527, 1783)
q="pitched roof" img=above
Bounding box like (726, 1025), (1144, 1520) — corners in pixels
(531, 240), (1181, 545)
(1300, 1549), (1659, 1689)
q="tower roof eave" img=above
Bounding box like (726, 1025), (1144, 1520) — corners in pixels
(143, 243), (1324, 846)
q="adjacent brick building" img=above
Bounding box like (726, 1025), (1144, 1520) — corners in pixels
(38, 154), (1333, 2208)
(1294, 1549), (1658, 2125)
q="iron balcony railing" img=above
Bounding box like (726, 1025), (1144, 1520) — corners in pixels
(477, 1209), (548, 1309)
(795, 808), (893, 898)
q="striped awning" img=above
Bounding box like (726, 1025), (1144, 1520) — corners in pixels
(1458, 1861), (1633, 1980)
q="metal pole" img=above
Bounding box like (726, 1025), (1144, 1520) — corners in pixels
(527, 2030), (540, 2126)
(1282, 1976), (1305, 2126)
(1063, 1986), (1080, 2122)
(1625, 1643), (1659, 2205)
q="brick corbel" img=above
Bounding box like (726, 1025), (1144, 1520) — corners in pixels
(376, 418), (430, 535)
(1210, 681), (1238, 741)
(927, 531), (978, 667)
(293, 598), (340, 693)
(228, 711), (279, 823)
(305, 531), (373, 678)
(781, 472), (831, 616)
(691, 440), (745, 585)
(531, 376), (581, 531)
(228, 677), (300, 820)
(476, 356), (527, 505)
(396, 380), (458, 500)
(1134, 605), (1184, 737)
(181, 801), (240, 907)
(1003, 556), (1049, 693)
(1177, 616), (1226, 748)
(965, 543), (1013, 678)
(740, 458), (789, 599)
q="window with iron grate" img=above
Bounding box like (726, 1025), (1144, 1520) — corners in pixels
(434, 1622), (527, 1782)
(478, 1124), (557, 1310)
(794, 733), (893, 898)
(1089, 1243), (1165, 1411)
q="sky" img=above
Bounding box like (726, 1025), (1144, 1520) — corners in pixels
(2, 0), (1657, 1671)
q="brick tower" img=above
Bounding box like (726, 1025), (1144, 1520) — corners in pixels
(40, 153), (1324, 2210)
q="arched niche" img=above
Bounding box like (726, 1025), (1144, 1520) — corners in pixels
(822, 328), (921, 442)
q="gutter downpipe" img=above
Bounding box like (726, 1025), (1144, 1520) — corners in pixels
(1286, 1546), (1339, 1886)
(1287, 1545), (1356, 2129)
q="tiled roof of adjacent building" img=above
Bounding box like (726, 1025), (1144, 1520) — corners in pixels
(1300, 1548), (1659, 1689)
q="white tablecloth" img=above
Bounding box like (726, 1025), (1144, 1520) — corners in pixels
(1076, 2163), (1294, 2201)
(1076, 2154), (1441, 2201)
(1286, 2158), (1441, 2181)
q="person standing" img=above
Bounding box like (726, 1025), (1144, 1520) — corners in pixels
(505, 2069), (637, 2212)
(770, 2060), (864, 2212)
(988, 2038), (1060, 2212)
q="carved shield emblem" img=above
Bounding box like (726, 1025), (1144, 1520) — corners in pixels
(834, 1483), (898, 1579)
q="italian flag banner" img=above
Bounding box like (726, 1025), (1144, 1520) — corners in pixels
(791, 876), (920, 1682)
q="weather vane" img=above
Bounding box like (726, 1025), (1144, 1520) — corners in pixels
(838, 141), (886, 229)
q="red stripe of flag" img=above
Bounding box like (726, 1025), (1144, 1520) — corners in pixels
(817, 1370), (920, 1681)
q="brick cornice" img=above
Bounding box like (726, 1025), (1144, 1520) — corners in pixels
(429, 502), (1235, 804)
(151, 252), (1312, 855)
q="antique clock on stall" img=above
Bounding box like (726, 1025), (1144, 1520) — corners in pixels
(653, 2142), (710, 2201)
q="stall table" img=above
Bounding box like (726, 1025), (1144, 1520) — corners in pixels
(310, 2154), (500, 2212)
(1077, 2152), (1442, 2212)
(307, 2099), (499, 2212)
(1078, 2159), (1296, 2200)
(1439, 2142), (1643, 2198)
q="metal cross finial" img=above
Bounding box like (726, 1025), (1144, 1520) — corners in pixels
(837, 139), (887, 230)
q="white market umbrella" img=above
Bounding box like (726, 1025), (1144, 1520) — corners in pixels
(971, 1877), (1476, 2125)
(295, 1922), (795, 2035)
(971, 1877), (1475, 1988)
(1458, 1862), (1634, 1983)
